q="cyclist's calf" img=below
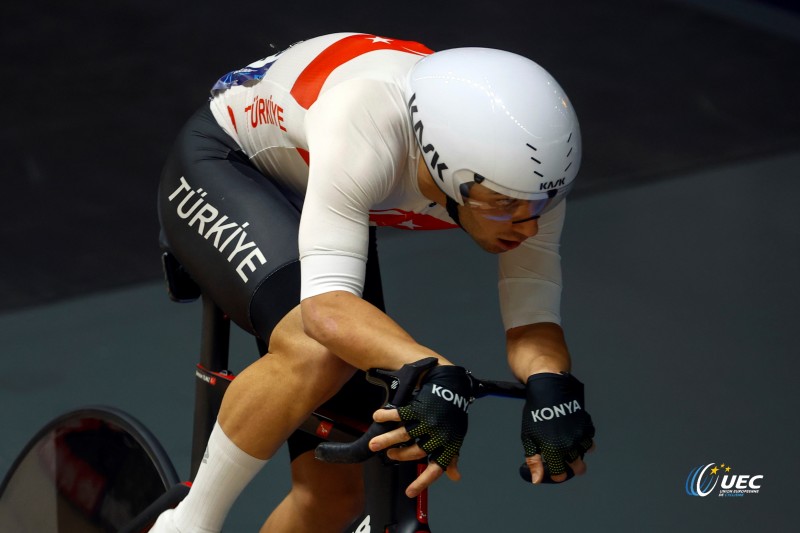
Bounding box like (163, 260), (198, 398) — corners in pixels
(260, 453), (364, 533)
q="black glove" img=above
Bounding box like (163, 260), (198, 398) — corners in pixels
(396, 365), (472, 470)
(520, 372), (595, 483)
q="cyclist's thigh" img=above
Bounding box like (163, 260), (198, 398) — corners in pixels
(158, 103), (301, 337)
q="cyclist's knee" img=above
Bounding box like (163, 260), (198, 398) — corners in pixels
(267, 306), (313, 356)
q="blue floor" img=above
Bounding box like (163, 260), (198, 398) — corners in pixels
(2, 150), (798, 531)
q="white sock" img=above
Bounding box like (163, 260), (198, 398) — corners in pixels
(172, 421), (268, 533)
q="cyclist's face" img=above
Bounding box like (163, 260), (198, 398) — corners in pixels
(458, 183), (539, 254)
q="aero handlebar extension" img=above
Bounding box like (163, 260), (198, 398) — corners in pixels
(315, 357), (525, 464)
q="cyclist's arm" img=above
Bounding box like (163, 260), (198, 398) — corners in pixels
(299, 82), (466, 496)
(299, 80), (451, 371)
(497, 200), (566, 332)
(498, 202), (593, 483)
(497, 200), (569, 378)
(503, 202), (568, 374)
(301, 291), (452, 370)
(506, 322), (571, 379)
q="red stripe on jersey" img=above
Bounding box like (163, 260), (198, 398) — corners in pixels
(296, 148), (310, 165)
(226, 105), (238, 133)
(369, 209), (457, 230)
(290, 34), (432, 110)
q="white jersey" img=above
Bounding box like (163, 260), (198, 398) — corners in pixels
(208, 33), (565, 329)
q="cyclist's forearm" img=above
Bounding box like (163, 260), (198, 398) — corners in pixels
(506, 322), (571, 381)
(301, 290), (453, 370)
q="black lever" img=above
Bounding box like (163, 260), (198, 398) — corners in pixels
(314, 357), (438, 463)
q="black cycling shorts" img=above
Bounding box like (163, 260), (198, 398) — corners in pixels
(159, 103), (386, 461)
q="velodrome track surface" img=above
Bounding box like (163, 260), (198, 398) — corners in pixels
(2, 1), (799, 531)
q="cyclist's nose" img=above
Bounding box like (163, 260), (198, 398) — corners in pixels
(514, 217), (539, 239)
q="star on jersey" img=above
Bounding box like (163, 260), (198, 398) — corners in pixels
(368, 36), (393, 44)
(398, 219), (420, 229)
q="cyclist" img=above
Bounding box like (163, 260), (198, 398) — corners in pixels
(152, 32), (595, 533)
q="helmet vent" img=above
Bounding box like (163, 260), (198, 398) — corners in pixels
(526, 143), (541, 164)
(564, 131), (575, 171)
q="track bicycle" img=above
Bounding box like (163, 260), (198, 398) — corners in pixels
(0, 257), (526, 533)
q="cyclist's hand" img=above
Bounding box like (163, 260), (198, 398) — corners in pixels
(520, 372), (595, 484)
(370, 408), (461, 497)
(369, 365), (472, 497)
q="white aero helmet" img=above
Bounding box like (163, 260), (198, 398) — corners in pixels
(407, 47), (581, 215)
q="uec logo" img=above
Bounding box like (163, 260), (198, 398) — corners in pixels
(686, 463), (720, 497)
(686, 462), (764, 497)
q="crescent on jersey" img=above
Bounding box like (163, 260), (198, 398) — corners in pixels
(208, 33), (566, 330)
